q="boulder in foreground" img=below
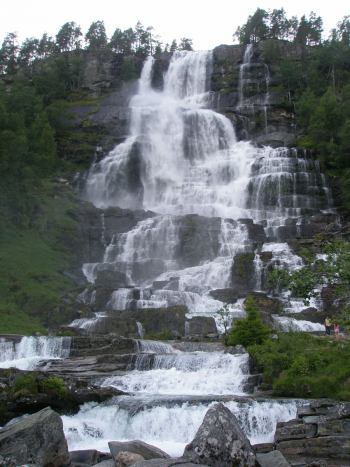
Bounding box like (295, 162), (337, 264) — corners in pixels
(184, 403), (256, 467)
(0, 407), (69, 466)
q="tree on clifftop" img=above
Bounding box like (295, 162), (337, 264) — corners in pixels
(234, 8), (269, 44)
(85, 21), (108, 49)
(56, 22), (82, 52)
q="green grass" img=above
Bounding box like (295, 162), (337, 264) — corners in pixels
(0, 181), (80, 333)
(249, 332), (350, 400)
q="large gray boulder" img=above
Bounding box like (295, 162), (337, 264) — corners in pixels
(109, 440), (170, 462)
(0, 407), (69, 466)
(183, 403), (256, 467)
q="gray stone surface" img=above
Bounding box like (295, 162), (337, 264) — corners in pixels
(115, 450), (144, 466)
(70, 449), (111, 465)
(186, 316), (217, 336)
(275, 419), (317, 441)
(184, 403), (256, 467)
(92, 461), (115, 467)
(109, 440), (170, 461)
(0, 407), (69, 466)
(256, 450), (291, 467)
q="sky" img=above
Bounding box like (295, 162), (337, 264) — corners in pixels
(1, 0), (348, 50)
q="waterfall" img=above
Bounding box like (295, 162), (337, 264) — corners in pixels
(136, 321), (144, 338)
(103, 351), (250, 396)
(253, 253), (263, 291)
(62, 399), (301, 457)
(135, 339), (176, 354)
(238, 44), (254, 109)
(0, 336), (71, 370)
(78, 48), (332, 326)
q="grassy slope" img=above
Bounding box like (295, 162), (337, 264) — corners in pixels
(249, 332), (350, 400)
(0, 181), (80, 334)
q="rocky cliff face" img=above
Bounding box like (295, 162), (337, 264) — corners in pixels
(211, 41), (301, 147)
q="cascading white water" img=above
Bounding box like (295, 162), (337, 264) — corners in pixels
(62, 399), (301, 457)
(273, 316), (324, 332)
(103, 351), (250, 396)
(0, 336), (71, 370)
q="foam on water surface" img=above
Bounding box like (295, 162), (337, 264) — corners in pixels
(62, 399), (301, 457)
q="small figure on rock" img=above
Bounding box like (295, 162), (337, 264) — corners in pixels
(334, 322), (340, 340)
(324, 317), (331, 336)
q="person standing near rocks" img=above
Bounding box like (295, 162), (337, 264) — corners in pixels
(334, 322), (340, 340)
(324, 317), (331, 335)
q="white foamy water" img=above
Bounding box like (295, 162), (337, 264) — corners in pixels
(102, 352), (250, 396)
(273, 316), (324, 332)
(0, 336), (71, 370)
(62, 399), (300, 457)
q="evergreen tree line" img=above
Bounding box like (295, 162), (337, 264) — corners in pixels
(234, 8), (349, 47)
(0, 20), (193, 76)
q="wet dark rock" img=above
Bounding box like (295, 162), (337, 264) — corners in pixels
(109, 440), (170, 461)
(151, 53), (171, 90)
(248, 292), (283, 315)
(74, 306), (187, 338)
(231, 252), (256, 294)
(253, 443), (274, 453)
(242, 374), (262, 394)
(70, 449), (111, 466)
(95, 269), (130, 289)
(0, 407), (69, 466)
(186, 316), (217, 337)
(176, 214), (221, 267)
(245, 222), (267, 245)
(209, 288), (239, 303)
(184, 403), (256, 467)
(288, 308), (323, 324)
(321, 284), (344, 314)
(42, 354), (133, 376)
(69, 335), (136, 357)
(256, 450), (290, 467)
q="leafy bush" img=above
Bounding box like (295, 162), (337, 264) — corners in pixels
(248, 332), (350, 400)
(40, 376), (67, 397)
(225, 296), (270, 347)
(13, 373), (39, 394)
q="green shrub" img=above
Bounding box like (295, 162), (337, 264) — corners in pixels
(13, 373), (39, 394)
(40, 376), (67, 398)
(248, 332), (350, 400)
(225, 296), (271, 347)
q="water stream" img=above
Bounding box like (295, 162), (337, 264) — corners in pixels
(0, 336), (71, 370)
